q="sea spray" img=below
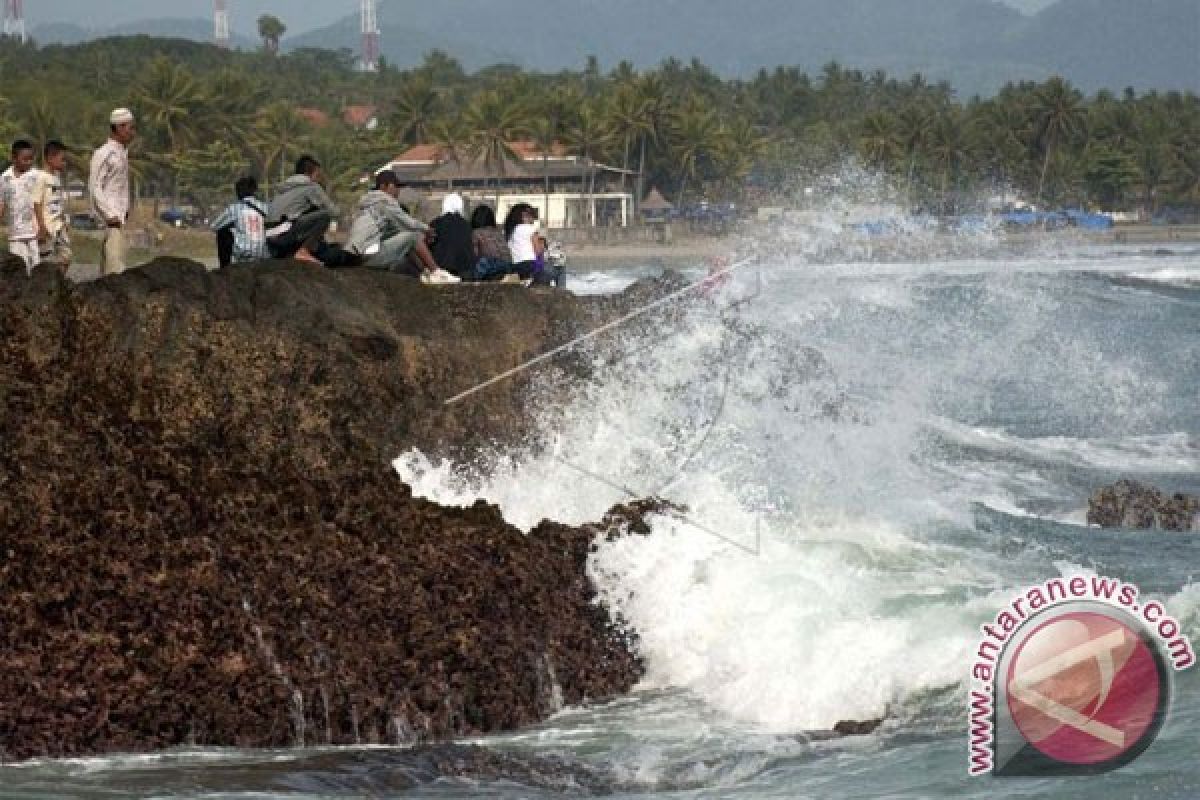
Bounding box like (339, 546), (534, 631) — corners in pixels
(396, 211), (1200, 737)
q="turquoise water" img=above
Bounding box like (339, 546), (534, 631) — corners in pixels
(4, 246), (1198, 798)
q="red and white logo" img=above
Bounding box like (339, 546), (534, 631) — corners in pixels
(1006, 610), (1162, 766)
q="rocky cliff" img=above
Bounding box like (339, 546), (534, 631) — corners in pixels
(0, 257), (653, 760)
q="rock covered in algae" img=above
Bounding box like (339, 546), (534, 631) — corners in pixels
(0, 256), (657, 760)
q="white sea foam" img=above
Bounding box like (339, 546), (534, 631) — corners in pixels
(1126, 267), (1200, 288)
(936, 422), (1200, 474)
(588, 513), (978, 731)
(1169, 583), (1200, 640)
(395, 209), (1196, 735)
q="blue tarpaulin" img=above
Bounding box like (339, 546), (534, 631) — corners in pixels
(1064, 209), (1114, 230)
(1000, 210), (1112, 230)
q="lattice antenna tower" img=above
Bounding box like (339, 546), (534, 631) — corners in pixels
(3, 0), (26, 43)
(361, 0), (380, 71)
(214, 0), (231, 48)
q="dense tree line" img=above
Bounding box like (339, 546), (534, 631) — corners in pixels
(0, 34), (1197, 216)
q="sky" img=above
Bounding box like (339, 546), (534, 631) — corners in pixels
(29, 0), (1060, 36)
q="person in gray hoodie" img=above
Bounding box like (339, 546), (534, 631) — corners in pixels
(348, 170), (444, 276)
(266, 155), (339, 263)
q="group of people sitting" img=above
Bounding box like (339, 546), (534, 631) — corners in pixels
(213, 155), (564, 288)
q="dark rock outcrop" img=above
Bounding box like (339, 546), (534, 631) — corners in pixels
(1087, 479), (1200, 532)
(832, 717), (884, 736)
(0, 257), (661, 760)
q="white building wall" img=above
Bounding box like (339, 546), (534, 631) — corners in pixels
(456, 191), (631, 229)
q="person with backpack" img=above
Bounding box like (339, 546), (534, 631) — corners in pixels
(211, 176), (268, 266)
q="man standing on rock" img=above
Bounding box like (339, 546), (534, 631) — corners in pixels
(89, 108), (136, 275)
(0, 139), (42, 275)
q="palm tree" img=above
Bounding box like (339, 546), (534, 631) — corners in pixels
(254, 102), (309, 192)
(895, 102), (935, 205)
(389, 78), (441, 146)
(927, 110), (972, 210)
(19, 95), (59, 154)
(610, 60), (637, 88)
(464, 90), (527, 203)
(541, 85), (584, 137)
(136, 56), (206, 204)
(562, 103), (614, 227)
(85, 50), (114, 94)
(1167, 143), (1200, 204)
(858, 111), (902, 171)
(668, 103), (722, 209)
(528, 117), (558, 220)
(305, 129), (361, 208)
(0, 93), (15, 145)
(633, 74), (671, 211)
(1040, 149), (1086, 208)
(712, 118), (768, 199)
(969, 101), (1032, 194)
(1133, 111), (1170, 212)
(137, 57), (205, 155)
(1031, 76), (1086, 205)
(605, 84), (649, 189)
(257, 14), (287, 55)
(207, 68), (267, 153)
(429, 114), (472, 185)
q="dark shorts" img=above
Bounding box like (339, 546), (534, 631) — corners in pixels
(267, 210), (332, 258)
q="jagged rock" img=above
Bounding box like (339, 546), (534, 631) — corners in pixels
(833, 718), (884, 736)
(1087, 479), (1200, 532)
(0, 257), (673, 760)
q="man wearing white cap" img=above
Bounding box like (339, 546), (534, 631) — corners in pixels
(88, 108), (136, 275)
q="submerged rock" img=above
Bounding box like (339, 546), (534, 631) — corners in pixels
(1087, 479), (1200, 532)
(0, 257), (665, 760)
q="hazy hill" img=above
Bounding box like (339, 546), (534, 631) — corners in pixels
(1007, 0), (1198, 92)
(30, 18), (256, 50)
(293, 0), (1199, 95)
(30, 0), (1200, 97)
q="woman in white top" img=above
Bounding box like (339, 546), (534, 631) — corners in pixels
(504, 203), (545, 281)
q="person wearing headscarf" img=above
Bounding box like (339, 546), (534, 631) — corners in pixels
(428, 192), (475, 281)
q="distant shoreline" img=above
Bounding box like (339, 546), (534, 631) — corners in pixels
(57, 222), (1200, 280)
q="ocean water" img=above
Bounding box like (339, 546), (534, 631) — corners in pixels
(5, 237), (1199, 798)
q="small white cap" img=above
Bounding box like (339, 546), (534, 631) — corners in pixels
(110, 108), (135, 125)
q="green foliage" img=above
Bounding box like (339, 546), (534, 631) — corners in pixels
(1, 35), (1197, 215)
(257, 15), (287, 55)
(1084, 146), (1140, 208)
(174, 140), (250, 213)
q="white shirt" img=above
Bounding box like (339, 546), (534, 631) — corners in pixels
(0, 166), (41, 241)
(89, 138), (130, 223)
(34, 170), (67, 236)
(509, 222), (539, 263)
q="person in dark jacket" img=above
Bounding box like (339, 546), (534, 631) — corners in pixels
(429, 193), (475, 281)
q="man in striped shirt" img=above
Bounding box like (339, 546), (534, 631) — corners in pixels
(211, 176), (269, 265)
(88, 108), (136, 275)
